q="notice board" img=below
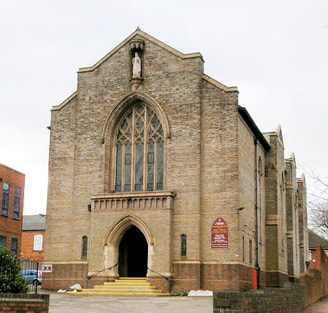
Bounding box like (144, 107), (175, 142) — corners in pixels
(211, 217), (229, 248)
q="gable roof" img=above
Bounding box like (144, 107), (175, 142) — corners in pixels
(79, 28), (204, 73)
(52, 28), (238, 111)
(22, 214), (46, 231)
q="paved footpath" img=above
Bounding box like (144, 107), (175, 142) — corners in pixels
(42, 290), (328, 313)
(46, 291), (212, 313)
(303, 296), (328, 313)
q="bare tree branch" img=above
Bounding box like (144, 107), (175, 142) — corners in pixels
(307, 171), (328, 238)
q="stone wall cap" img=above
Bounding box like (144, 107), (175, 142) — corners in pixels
(51, 91), (77, 111)
(203, 74), (238, 93)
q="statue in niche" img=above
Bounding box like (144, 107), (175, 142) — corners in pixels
(132, 52), (142, 78)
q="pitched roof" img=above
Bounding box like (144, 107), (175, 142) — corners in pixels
(22, 214), (46, 231)
(308, 229), (328, 249)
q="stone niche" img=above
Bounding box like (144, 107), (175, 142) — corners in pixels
(129, 39), (144, 90)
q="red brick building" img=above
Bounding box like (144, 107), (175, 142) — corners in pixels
(0, 163), (25, 256)
(21, 214), (46, 261)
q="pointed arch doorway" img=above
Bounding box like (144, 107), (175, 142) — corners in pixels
(119, 226), (148, 277)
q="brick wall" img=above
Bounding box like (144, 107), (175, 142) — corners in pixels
(213, 282), (305, 313)
(42, 263), (88, 290)
(0, 164), (25, 256)
(300, 244), (328, 306)
(21, 230), (45, 261)
(148, 277), (171, 293)
(201, 263), (251, 292)
(172, 262), (201, 291)
(0, 293), (49, 313)
(171, 263), (255, 292)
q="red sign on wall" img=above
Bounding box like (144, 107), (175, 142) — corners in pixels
(42, 264), (53, 272)
(211, 217), (229, 248)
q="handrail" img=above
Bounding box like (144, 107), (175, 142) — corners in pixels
(147, 267), (172, 281)
(85, 263), (118, 280)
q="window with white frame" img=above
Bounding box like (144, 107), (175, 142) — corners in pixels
(33, 235), (43, 251)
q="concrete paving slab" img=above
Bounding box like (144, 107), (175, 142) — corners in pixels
(42, 290), (212, 313)
(38, 289), (328, 313)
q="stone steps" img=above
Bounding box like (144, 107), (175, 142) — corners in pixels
(78, 277), (170, 296)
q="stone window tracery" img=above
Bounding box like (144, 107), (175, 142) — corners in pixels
(114, 102), (164, 192)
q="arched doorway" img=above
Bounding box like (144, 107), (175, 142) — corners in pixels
(118, 226), (148, 277)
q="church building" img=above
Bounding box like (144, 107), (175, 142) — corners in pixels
(43, 29), (308, 293)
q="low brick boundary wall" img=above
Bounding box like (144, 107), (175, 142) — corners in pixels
(213, 283), (305, 313)
(42, 262), (88, 290)
(0, 293), (50, 313)
(300, 244), (328, 306)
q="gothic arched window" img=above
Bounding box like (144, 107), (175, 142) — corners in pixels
(114, 102), (164, 192)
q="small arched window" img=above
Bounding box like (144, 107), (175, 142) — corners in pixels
(181, 234), (187, 257)
(81, 236), (88, 258)
(114, 102), (164, 192)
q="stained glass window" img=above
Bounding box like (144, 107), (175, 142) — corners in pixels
(114, 103), (164, 192)
(147, 141), (154, 191)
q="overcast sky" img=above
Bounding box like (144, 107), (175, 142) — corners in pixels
(0, 0), (327, 216)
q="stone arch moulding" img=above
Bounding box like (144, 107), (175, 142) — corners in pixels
(103, 214), (154, 277)
(105, 214), (154, 247)
(101, 91), (171, 143)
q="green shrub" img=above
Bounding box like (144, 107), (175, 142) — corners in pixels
(0, 247), (27, 293)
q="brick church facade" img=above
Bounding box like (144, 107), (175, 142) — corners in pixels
(43, 29), (308, 292)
